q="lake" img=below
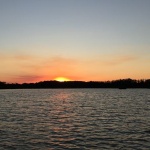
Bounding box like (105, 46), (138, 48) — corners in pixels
(0, 89), (150, 149)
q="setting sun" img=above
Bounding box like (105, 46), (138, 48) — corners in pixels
(54, 77), (71, 82)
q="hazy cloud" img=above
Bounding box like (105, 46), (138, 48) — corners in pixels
(97, 55), (138, 66)
(12, 75), (43, 83)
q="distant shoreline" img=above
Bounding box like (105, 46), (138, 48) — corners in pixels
(0, 78), (150, 89)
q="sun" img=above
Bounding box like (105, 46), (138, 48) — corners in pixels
(54, 77), (71, 82)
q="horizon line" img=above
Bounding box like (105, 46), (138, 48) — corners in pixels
(1, 78), (150, 84)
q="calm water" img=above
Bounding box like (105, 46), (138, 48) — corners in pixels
(0, 89), (150, 150)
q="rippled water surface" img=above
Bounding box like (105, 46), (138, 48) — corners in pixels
(0, 89), (150, 149)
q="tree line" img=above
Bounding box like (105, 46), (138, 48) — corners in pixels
(0, 78), (150, 89)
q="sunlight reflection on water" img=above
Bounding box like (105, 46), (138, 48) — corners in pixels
(0, 89), (150, 149)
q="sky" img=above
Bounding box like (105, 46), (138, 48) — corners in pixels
(0, 0), (150, 83)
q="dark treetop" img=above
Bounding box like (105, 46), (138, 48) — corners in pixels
(0, 78), (150, 89)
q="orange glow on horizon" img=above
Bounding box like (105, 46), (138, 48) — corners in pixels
(54, 77), (71, 82)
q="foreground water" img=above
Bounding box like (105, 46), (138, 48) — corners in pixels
(0, 89), (150, 150)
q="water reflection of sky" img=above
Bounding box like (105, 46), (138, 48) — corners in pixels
(0, 89), (149, 149)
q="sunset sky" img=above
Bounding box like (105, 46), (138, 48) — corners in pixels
(0, 0), (150, 83)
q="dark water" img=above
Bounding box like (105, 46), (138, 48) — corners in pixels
(0, 89), (150, 150)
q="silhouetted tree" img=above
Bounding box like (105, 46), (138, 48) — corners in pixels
(0, 79), (150, 89)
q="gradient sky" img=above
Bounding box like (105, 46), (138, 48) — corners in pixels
(0, 0), (150, 83)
